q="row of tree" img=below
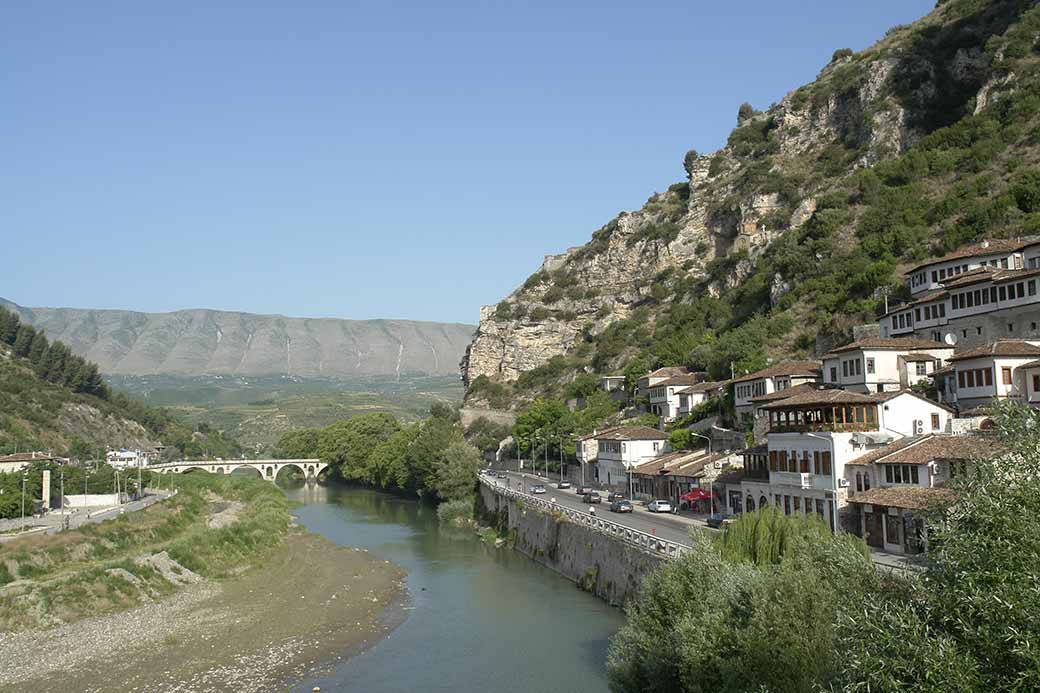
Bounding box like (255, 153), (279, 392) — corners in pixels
(275, 403), (482, 508)
(0, 307), (108, 398)
(608, 401), (1040, 692)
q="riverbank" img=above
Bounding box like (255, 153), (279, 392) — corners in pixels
(0, 475), (407, 692)
(0, 530), (406, 692)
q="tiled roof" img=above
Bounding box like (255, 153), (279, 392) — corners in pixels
(632, 450), (708, 476)
(653, 374), (707, 388)
(822, 337), (950, 358)
(731, 360), (821, 384)
(645, 366), (692, 379)
(939, 266), (1000, 289)
(676, 380), (726, 395)
(596, 426), (668, 441)
(883, 289), (948, 316)
(750, 382), (816, 403)
(759, 387), (877, 409)
(906, 238), (1037, 273)
(948, 340), (1040, 361)
(901, 353), (940, 362)
(0, 451), (58, 463)
(847, 486), (954, 510)
(575, 426), (622, 442)
(847, 433), (1000, 467)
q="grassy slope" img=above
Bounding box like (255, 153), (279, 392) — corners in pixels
(0, 473), (290, 632)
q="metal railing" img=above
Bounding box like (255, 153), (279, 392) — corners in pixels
(479, 476), (687, 559)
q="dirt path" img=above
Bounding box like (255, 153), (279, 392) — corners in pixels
(0, 531), (407, 692)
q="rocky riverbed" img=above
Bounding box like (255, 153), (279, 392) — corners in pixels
(0, 530), (407, 692)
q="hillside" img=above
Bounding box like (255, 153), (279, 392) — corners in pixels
(0, 307), (240, 458)
(0, 298), (474, 379)
(463, 0), (1040, 407)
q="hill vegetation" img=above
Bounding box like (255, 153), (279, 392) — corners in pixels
(0, 306), (240, 460)
(463, 0), (1040, 412)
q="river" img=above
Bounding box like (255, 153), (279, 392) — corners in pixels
(283, 483), (626, 693)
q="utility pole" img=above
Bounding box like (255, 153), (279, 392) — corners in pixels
(20, 473), (27, 534)
(60, 470), (65, 529)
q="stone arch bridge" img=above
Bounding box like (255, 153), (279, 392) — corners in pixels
(150, 459), (327, 482)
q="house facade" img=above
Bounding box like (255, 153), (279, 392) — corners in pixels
(635, 366), (694, 398)
(732, 361), (821, 421)
(648, 374), (709, 421)
(593, 426), (669, 489)
(820, 337), (953, 394)
(738, 389), (953, 531)
(675, 381), (726, 418)
(934, 340), (1040, 411)
(845, 433), (997, 555)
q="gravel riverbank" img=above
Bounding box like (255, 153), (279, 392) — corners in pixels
(0, 530), (407, 692)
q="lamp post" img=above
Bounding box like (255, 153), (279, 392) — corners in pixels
(20, 472), (27, 534)
(687, 431), (713, 517)
(804, 431), (838, 532)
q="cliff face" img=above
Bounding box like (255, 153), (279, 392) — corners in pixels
(1, 299), (474, 379)
(462, 0), (1036, 391)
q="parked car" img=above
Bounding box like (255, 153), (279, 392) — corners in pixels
(647, 499), (673, 513)
(610, 499), (633, 513)
(495, 472), (507, 479)
(706, 514), (735, 529)
(556, 481), (572, 489)
(575, 486), (595, 496)
(582, 492), (602, 504)
(530, 485), (547, 494)
(607, 492), (627, 503)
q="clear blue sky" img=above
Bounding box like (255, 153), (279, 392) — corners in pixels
(3, 1), (934, 325)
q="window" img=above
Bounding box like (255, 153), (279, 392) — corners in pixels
(932, 270), (938, 283)
(886, 515), (900, 544)
(821, 451), (832, 476)
(1003, 367), (1013, 385)
(1000, 286), (1008, 301)
(916, 362), (927, 376)
(863, 473), (871, 491)
(842, 361), (849, 377)
(1034, 374), (1040, 392)
(966, 370), (975, 387)
(830, 367), (837, 382)
(1030, 280), (1037, 296)
(931, 413), (940, 430)
(866, 358), (875, 374)
(978, 326), (983, 336)
(984, 368), (993, 386)
(915, 308), (921, 322)
(1009, 323), (1015, 333)
(958, 370), (966, 388)
(813, 450), (821, 475)
(856, 472), (863, 492)
(855, 359), (863, 376)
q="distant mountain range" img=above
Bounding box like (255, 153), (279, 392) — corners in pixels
(0, 298), (474, 379)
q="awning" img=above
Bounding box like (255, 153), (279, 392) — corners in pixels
(681, 488), (714, 502)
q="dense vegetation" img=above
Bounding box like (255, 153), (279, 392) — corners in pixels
(275, 403), (482, 522)
(608, 401), (1040, 692)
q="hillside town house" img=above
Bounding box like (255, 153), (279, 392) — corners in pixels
(0, 451), (66, 474)
(844, 433), (1000, 555)
(727, 388), (953, 532)
(932, 339), (1040, 412)
(592, 426), (669, 489)
(575, 427), (619, 482)
(647, 373), (707, 421)
(820, 337), (953, 394)
(881, 238), (1040, 348)
(635, 366), (693, 398)
(732, 361), (821, 422)
(675, 381), (727, 418)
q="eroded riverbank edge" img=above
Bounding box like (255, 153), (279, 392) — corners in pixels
(0, 528), (408, 692)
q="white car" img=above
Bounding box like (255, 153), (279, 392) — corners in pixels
(530, 485), (547, 494)
(647, 499), (673, 513)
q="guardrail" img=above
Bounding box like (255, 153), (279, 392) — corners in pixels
(479, 476), (687, 559)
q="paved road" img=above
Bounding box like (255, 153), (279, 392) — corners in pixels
(0, 489), (175, 539)
(490, 471), (704, 547)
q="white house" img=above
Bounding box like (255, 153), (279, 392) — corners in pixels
(648, 374), (709, 421)
(820, 337), (953, 394)
(0, 451), (65, 474)
(676, 381), (726, 417)
(593, 426), (669, 489)
(935, 339), (1040, 411)
(635, 366), (694, 398)
(732, 361), (821, 421)
(845, 433), (997, 554)
(106, 449), (151, 468)
(904, 238), (1033, 297)
(740, 388), (953, 532)
(597, 375), (627, 392)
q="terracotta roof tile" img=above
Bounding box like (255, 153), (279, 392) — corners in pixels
(596, 426), (668, 441)
(948, 340), (1040, 361)
(731, 360), (821, 384)
(906, 238), (1037, 273)
(822, 337), (950, 358)
(847, 486), (954, 510)
(750, 382), (817, 403)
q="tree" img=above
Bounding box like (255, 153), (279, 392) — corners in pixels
(668, 428), (692, 451)
(737, 102), (755, 124)
(831, 47), (853, 62)
(275, 428), (321, 459)
(318, 413), (401, 482)
(0, 308), (19, 345)
(512, 398), (570, 458)
(433, 440), (482, 502)
(465, 417), (511, 456)
(27, 331), (48, 367)
(12, 325), (34, 357)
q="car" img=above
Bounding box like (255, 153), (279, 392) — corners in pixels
(495, 472), (507, 479)
(582, 492), (602, 504)
(530, 485), (547, 494)
(647, 499), (673, 513)
(607, 492), (626, 503)
(575, 486), (595, 496)
(556, 481), (572, 489)
(706, 514), (735, 529)
(609, 499), (633, 513)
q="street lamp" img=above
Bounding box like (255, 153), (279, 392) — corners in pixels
(20, 472), (27, 534)
(687, 431), (713, 517)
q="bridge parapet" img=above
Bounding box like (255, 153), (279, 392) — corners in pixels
(149, 459), (328, 482)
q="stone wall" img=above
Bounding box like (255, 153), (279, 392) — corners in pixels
(478, 483), (662, 606)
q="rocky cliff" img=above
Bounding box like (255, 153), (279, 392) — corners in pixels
(1, 299), (474, 379)
(463, 0), (1040, 398)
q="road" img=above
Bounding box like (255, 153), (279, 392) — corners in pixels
(0, 489), (176, 539)
(490, 470), (705, 547)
